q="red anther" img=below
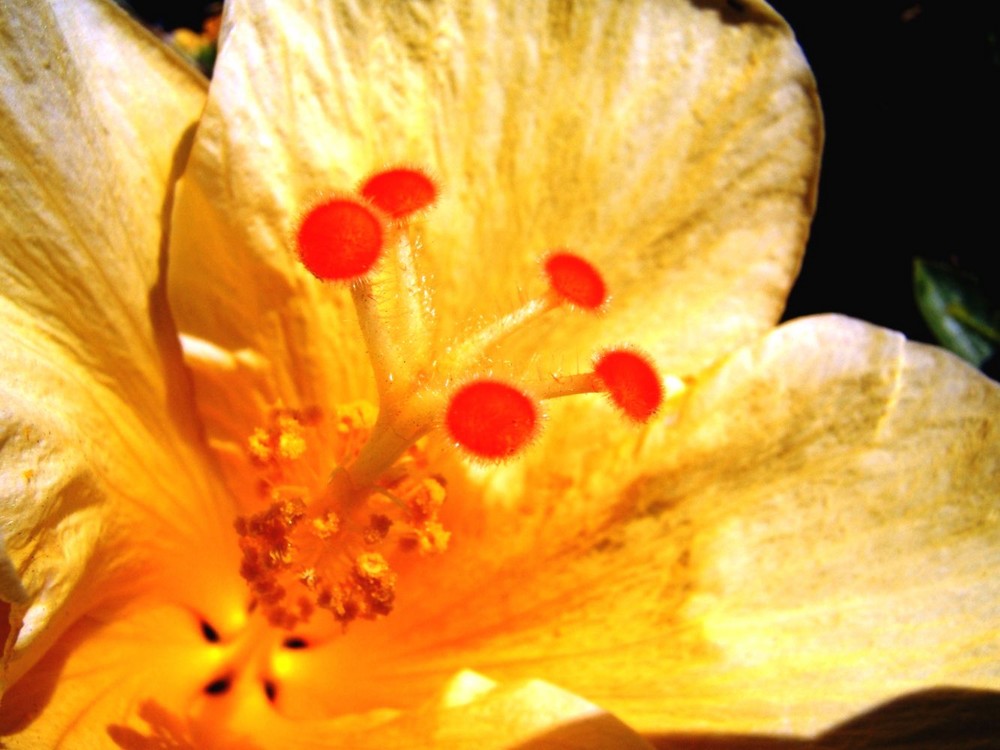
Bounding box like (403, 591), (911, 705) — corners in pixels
(297, 197), (385, 280)
(445, 381), (538, 460)
(360, 167), (438, 220)
(593, 349), (663, 422)
(543, 252), (607, 310)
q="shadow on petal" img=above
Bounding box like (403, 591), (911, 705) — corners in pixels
(150, 122), (214, 445)
(649, 736), (804, 749)
(510, 712), (654, 750)
(107, 702), (198, 750)
(107, 700), (265, 750)
(646, 687), (1000, 749)
(688, 0), (782, 27)
(0, 612), (99, 735)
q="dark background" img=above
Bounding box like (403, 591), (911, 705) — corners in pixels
(770, 0), (998, 349)
(123, 0), (999, 359)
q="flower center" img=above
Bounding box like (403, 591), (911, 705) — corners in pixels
(236, 166), (685, 632)
(235, 402), (449, 630)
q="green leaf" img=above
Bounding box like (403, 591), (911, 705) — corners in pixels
(913, 259), (999, 368)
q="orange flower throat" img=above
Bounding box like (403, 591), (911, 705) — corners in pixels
(235, 167), (677, 632)
(235, 403), (449, 630)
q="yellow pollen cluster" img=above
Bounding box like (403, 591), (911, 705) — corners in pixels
(234, 404), (450, 630)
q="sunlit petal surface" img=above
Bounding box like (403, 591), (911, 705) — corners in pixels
(0, 0), (239, 690)
(3, 0), (997, 748)
(168, 0), (821, 500)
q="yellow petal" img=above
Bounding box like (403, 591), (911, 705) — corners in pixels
(0, 601), (224, 748)
(642, 314), (1000, 734)
(240, 671), (654, 749)
(167, 0), (820, 484)
(0, 0), (239, 685)
(294, 315), (998, 737)
(2, 598), (649, 750)
(324, 672), (656, 750)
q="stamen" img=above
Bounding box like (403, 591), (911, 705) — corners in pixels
(297, 197), (386, 280)
(440, 251), (606, 373)
(236, 404), (451, 629)
(351, 552), (396, 616)
(594, 349), (664, 421)
(260, 165), (688, 631)
(544, 251), (607, 309)
(349, 278), (402, 388)
(445, 381), (539, 459)
(360, 167), (438, 220)
(440, 295), (555, 373)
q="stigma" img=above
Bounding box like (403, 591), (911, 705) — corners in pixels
(236, 166), (686, 631)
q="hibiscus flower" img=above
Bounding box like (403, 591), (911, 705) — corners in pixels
(1, 0), (997, 748)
